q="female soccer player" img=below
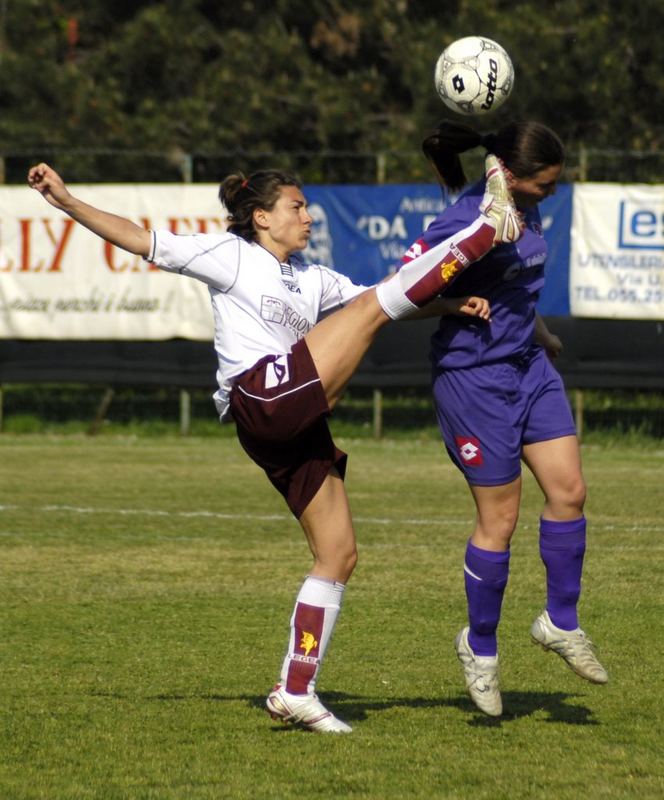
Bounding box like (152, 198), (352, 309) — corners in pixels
(402, 120), (608, 716)
(28, 159), (515, 732)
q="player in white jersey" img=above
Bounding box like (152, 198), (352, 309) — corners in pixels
(28, 160), (518, 733)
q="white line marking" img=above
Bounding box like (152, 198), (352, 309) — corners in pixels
(0, 503), (662, 533)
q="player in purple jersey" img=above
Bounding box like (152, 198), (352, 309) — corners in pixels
(401, 120), (608, 716)
(28, 158), (513, 733)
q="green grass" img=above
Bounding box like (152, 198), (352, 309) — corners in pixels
(1, 434), (663, 799)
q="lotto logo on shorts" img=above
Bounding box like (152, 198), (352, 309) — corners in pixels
(265, 355), (290, 388)
(455, 436), (483, 466)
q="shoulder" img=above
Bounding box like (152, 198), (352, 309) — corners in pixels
(153, 229), (242, 251)
(423, 180), (484, 244)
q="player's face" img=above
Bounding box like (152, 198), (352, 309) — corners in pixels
(254, 185), (312, 261)
(510, 164), (562, 209)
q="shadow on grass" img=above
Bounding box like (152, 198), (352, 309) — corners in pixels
(224, 689), (598, 728)
(91, 687), (598, 729)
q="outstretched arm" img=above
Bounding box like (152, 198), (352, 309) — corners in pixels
(402, 295), (491, 321)
(27, 163), (152, 257)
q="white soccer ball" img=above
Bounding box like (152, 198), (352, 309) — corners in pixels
(434, 36), (514, 115)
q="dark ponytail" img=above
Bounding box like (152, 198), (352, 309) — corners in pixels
(422, 121), (484, 191)
(422, 120), (564, 190)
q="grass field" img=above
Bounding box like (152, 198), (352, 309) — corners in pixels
(1, 432), (663, 799)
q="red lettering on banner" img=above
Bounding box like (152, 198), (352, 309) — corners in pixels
(0, 218), (75, 272)
(168, 217), (224, 234)
(42, 218), (75, 272)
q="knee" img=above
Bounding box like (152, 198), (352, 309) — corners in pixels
(550, 475), (587, 515)
(313, 538), (357, 583)
(569, 475), (587, 511)
(338, 541), (358, 579)
(476, 508), (519, 548)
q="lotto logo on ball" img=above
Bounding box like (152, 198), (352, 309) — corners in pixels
(434, 35), (514, 116)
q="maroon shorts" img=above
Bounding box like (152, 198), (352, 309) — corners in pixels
(229, 338), (347, 519)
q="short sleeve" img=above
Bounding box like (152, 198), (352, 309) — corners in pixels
(149, 230), (242, 291)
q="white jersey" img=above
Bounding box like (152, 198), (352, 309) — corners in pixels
(148, 230), (370, 418)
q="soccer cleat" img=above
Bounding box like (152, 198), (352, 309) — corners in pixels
(454, 627), (502, 716)
(479, 155), (522, 244)
(265, 684), (352, 733)
(530, 610), (609, 684)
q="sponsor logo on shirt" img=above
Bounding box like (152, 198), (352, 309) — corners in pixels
(261, 295), (313, 337)
(455, 436), (483, 466)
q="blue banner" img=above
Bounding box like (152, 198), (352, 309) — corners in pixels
(536, 184), (572, 316)
(302, 183), (572, 316)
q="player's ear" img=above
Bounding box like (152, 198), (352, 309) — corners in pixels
(253, 207), (269, 229)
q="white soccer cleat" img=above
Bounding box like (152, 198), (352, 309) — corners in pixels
(530, 610), (609, 684)
(454, 627), (502, 716)
(265, 684), (352, 733)
(479, 154), (522, 244)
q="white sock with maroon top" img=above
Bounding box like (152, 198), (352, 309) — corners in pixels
(376, 215), (496, 319)
(279, 575), (345, 695)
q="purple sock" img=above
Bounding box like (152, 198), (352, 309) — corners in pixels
(539, 517), (586, 631)
(464, 540), (510, 657)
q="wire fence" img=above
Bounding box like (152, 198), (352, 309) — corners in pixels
(1, 384), (663, 441)
(3, 147), (664, 184)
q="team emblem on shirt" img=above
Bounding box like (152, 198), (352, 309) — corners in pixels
(455, 436), (483, 465)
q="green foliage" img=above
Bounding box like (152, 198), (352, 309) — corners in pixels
(1, 436), (664, 798)
(1, 1), (663, 182)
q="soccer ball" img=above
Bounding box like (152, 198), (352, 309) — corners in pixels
(434, 36), (514, 115)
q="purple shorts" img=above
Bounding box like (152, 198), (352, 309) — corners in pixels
(432, 347), (576, 486)
(229, 338), (347, 519)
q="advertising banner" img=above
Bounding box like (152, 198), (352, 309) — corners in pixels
(302, 183), (572, 316)
(302, 184), (448, 285)
(5, 178), (651, 342)
(0, 185), (223, 340)
(570, 183), (664, 319)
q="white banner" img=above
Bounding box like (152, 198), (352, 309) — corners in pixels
(0, 184), (224, 340)
(570, 183), (664, 319)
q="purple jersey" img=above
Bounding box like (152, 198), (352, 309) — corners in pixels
(402, 177), (547, 369)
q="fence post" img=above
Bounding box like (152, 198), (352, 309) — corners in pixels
(574, 389), (584, 442)
(376, 153), (387, 184)
(578, 144), (588, 182)
(372, 388), (383, 439)
(180, 153), (193, 184)
(87, 387), (115, 436)
(179, 389), (191, 436)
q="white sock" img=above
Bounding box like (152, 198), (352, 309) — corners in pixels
(280, 576), (345, 695)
